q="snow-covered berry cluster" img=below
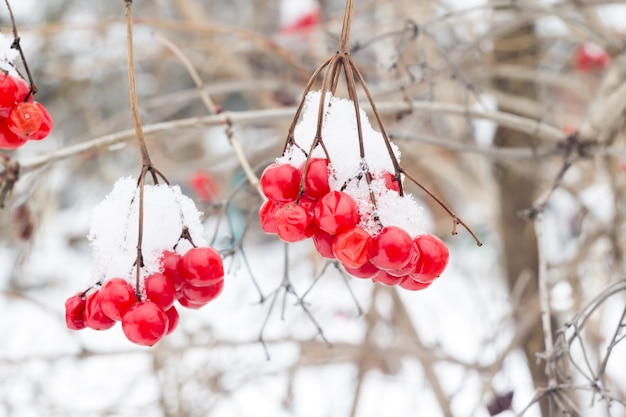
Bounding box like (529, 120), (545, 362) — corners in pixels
(259, 91), (449, 290)
(64, 177), (225, 346)
(0, 34), (52, 149)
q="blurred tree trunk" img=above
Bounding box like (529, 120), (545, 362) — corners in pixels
(491, 21), (551, 417)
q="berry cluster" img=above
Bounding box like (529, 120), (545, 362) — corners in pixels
(259, 159), (449, 290)
(0, 72), (52, 149)
(65, 246), (224, 346)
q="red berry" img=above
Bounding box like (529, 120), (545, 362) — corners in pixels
(574, 43), (610, 73)
(298, 195), (317, 213)
(260, 163), (301, 203)
(387, 246), (420, 277)
(344, 261), (379, 279)
(179, 246), (224, 287)
(411, 234), (449, 283)
(98, 278), (137, 321)
(177, 295), (205, 310)
(65, 293), (87, 330)
(84, 290), (116, 330)
(0, 74), (20, 117)
(164, 306), (179, 335)
(189, 171), (218, 202)
(181, 279), (224, 305)
(15, 77), (31, 102)
(314, 191), (359, 235)
(299, 158), (330, 200)
(259, 200), (280, 234)
(7, 102), (43, 137)
(379, 171), (401, 193)
(312, 228), (335, 259)
(372, 270), (403, 286)
(370, 226), (414, 271)
(332, 227), (372, 268)
(144, 272), (176, 310)
(122, 301), (168, 346)
(0, 120), (27, 149)
(274, 202), (314, 242)
(399, 276), (433, 291)
(161, 251), (184, 290)
(25, 102), (52, 140)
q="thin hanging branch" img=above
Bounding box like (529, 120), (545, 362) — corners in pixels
(3, 0), (37, 96)
(124, 0), (152, 170)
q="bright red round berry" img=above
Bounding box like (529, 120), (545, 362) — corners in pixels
(179, 246), (224, 287)
(161, 251), (184, 290)
(332, 226), (372, 268)
(164, 306), (179, 335)
(274, 202), (314, 242)
(7, 102), (42, 138)
(399, 276), (433, 291)
(65, 293), (87, 330)
(177, 295), (205, 310)
(300, 158), (330, 200)
(84, 290), (116, 330)
(372, 270), (403, 286)
(0, 74), (20, 117)
(343, 260), (379, 279)
(98, 278), (137, 321)
(312, 228), (335, 259)
(259, 200), (280, 234)
(314, 191), (359, 235)
(370, 226), (415, 271)
(379, 171), (401, 193)
(0, 121), (27, 149)
(189, 171), (218, 202)
(181, 279), (224, 305)
(387, 246), (420, 277)
(25, 102), (52, 141)
(260, 163), (301, 203)
(122, 301), (168, 346)
(144, 272), (176, 310)
(411, 234), (449, 283)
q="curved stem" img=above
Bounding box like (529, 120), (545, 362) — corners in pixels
(125, 0), (152, 167)
(3, 0), (37, 95)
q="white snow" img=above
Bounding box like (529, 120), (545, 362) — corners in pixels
(0, 33), (19, 77)
(278, 91), (427, 237)
(88, 177), (207, 286)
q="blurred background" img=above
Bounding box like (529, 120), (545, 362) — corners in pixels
(0, 0), (625, 416)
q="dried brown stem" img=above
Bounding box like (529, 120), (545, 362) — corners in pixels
(3, 0), (37, 95)
(124, 0), (151, 168)
(401, 168), (483, 246)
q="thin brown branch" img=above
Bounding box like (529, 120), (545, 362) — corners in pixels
(124, 0), (151, 167)
(152, 31), (263, 198)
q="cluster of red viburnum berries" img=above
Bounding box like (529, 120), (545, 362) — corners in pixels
(65, 246), (224, 346)
(0, 72), (52, 149)
(259, 158), (449, 291)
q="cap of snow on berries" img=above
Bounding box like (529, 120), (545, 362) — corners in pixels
(276, 91), (427, 237)
(88, 177), (208, 284)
